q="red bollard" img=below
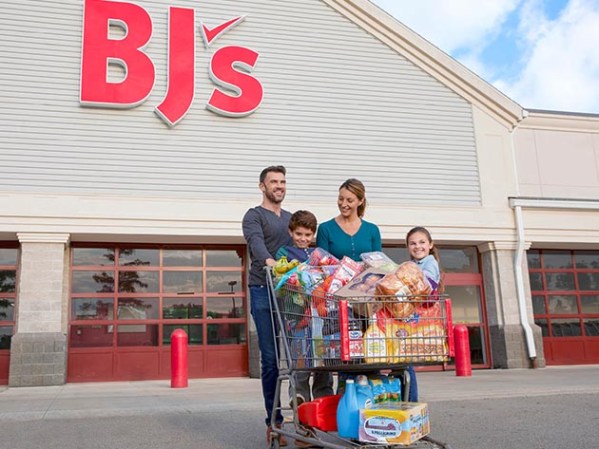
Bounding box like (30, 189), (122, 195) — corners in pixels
(453, 325), (472, 377)
(171, 328), (188, 388)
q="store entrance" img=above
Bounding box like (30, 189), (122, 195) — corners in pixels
(529, 250), (599, 365)
(67, 245), (248, 382)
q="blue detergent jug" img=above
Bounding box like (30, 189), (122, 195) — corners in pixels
(336, 378), (360, 439)
(355, 375), (374, 409)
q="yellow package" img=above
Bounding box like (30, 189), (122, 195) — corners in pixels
(386, 322), (448, 364)
(359, 402), (430, 445)
(363, 319), (388, 364)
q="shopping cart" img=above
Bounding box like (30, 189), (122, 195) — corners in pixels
(266, 270), (454, 449)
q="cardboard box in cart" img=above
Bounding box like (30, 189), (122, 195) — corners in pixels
(359, 402), (430, 445)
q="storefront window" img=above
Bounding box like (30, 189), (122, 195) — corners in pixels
(119, 248), (159, 266)
(445, 285), (482, 323)
(71, 298), (114, 320)
(163, 298), (203, 319)
(69, 245), (247, 353)
(163, 271), (202, 294)
(529, 250), (599, 365)
(163, 249), (202, 267)
(207, 323), (246, 345)
(118, 271), (159, 293)
(0, 247), (18, 352)
(543, 251), (572, 269)
(72, 248), (114, 266)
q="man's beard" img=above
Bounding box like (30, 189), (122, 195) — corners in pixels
(265, 188), (285, 204)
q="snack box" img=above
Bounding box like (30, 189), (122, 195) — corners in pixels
(358, 402), (430, 445)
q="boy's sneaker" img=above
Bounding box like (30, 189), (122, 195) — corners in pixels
(289, 394), (306, 408)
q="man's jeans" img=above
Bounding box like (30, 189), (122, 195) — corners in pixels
(250, 285), (283, 426)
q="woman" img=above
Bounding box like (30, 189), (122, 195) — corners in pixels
(316, 178), (381, 260)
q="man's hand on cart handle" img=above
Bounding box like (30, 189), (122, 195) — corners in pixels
(265, 258), (276, 267)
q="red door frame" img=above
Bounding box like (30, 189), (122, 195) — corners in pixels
(0, 244), (19, 385)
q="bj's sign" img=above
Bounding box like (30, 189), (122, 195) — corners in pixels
(80, 0), (263, 126)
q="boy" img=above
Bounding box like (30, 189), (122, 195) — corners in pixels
(275, 210), (334, 408)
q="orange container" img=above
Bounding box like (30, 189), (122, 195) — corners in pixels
(297, 394), (341, 432)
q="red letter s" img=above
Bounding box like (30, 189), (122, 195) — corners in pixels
(206, 46), (263, 117)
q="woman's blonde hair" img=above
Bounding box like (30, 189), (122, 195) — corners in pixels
(339, 178), (367, 217)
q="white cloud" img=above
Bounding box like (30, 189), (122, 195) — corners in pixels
(371, 0), (520, 53)
(371, 0), (599, 113)
(498, 0), (599, 112)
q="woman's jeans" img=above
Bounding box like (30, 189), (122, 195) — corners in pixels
(407, 365), (419, 401)
(250, 285), (283, 426)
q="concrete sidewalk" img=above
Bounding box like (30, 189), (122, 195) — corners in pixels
(1, 365), (598, 422)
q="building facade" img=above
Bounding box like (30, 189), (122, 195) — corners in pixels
(0, 0), (597, 386)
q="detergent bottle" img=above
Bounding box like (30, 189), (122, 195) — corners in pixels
(355, 375), (373, 409)
(336, 378), (360, 439)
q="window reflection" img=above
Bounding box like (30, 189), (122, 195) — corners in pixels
(527, 250), (541, 269)
(550, 319), (582, 337)
(575, 252), (599, 269)
(207, 297), (244, 319)
(439, 248), (479, 273)
(529, 273), (543, 291)
(207, 323), (246, 345)
(72, 271), (114, 293)
(581, 295), (599, 313)
(578, 273), (599, 290)
(118, 298), (158, 320)
(583, 319), (599, 337)
(118, 271), (159, 293)
(444, 285), (481, 323)
(164, 324), (202, 345)
(72, 298), (114, 320)
(532, 295), (546, 315)
(163, 298), (203, 319)
(0, 326), (12, 349)
(0, 298), (14, 321)
(206, 250), (243, 267)
(535, 319), (549, 337)
(119, 249), (158, 266)
(163, 249), (202, 267)
(547, 295), (578, 314)
(0, 271), (16, 293)
(206, 272), (242, 293)
(163, 271), (202, 294)
(0, 249), (17, 265)
(543, 251), (572, 269)
(72, 248), (114, 266)
(545, 273), (575, 291)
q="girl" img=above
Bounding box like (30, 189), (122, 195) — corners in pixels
(406, 226), (443, 292)
(405, 226), (443, 402)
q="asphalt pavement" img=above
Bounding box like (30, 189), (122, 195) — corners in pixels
(1, 365), (598, 422)
(1, 365), (598, 449)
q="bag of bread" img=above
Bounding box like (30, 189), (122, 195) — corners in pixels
(374, 262), (432, 318)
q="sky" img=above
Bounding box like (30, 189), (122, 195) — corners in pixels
(371, 0), (599, 114)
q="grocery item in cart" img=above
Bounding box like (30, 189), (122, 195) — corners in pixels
(363, 316), (388, 364)
(359, 402), (430, 445)
(374, 261), (432, 318)
(307, 247), (340, 266)
(360, 251), (399, 272)
(327, 256), (364, 294)
(386, 320), (448, 363)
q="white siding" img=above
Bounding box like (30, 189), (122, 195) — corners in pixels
(0, 0), (479, 206)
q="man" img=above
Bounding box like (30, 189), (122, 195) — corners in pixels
(242, 165), (292, 446)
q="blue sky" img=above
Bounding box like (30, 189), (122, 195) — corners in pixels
(371, 0), (599, 114)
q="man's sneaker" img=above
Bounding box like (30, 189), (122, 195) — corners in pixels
(267, 424), (288, 447)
